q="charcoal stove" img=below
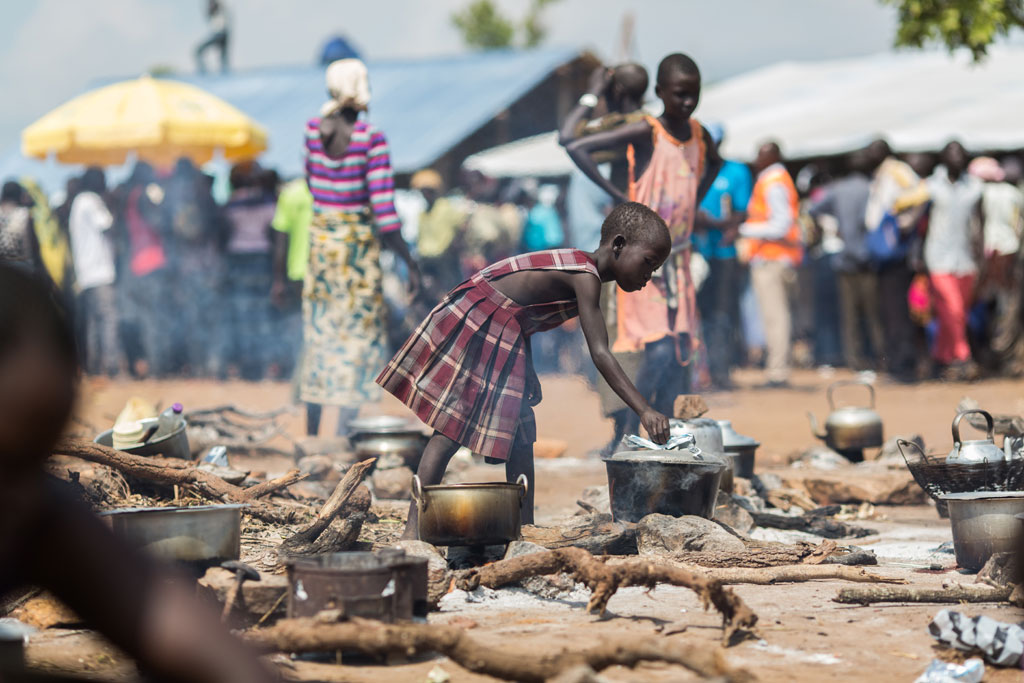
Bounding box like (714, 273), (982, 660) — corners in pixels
(286, 549), (428, 622)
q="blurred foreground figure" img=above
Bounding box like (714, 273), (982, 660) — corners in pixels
(0, 264), (274, 683)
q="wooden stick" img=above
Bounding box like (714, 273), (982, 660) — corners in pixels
(835, 584), (1012, 605)
(245, 617), (753, 682)
(239, 468), (308, 501)
(686, 565), (906, 585)
(456, 547), (758, 643)
(280, 459), (375, 551)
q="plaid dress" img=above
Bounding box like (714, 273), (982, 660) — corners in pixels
(377, 248), (600, 462)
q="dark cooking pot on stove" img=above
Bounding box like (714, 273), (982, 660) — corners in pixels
(604, 449), (725, 523)
(412, 474), (527, 546)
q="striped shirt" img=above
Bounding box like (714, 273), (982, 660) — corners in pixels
(304, 118), (401, 233)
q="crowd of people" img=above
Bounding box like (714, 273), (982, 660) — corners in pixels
(2, 54), (1022, 447)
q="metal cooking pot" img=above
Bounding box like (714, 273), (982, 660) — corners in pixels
(670, 418), (733, 492)
(947, 410), (1007, 465)
(808, 380), (883, 452)
(101, 504), (244, 566)
(717, 420), (760, 479)
(349, 415), (428, 470)
(942, 491), (1024, 571)
(604, 448), (725, 522)
(94, 417), (192, 460)
(412, 474), (527, 546)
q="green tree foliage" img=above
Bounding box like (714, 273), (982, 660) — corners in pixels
(883, 0), (1024, 59)
(451, 0), (562, 50)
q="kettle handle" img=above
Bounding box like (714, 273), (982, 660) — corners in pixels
(952, 409), (995, 445)
(515, 473), (529, 499)
(827, 380), (875, 411)
(896, 438), (926, 468)
(411, 474), (425, 510)
(807, 411), (827, 441)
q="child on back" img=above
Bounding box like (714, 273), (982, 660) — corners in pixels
(376, 202), (673, 538)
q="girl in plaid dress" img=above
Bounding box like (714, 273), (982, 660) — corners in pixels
(377, 202), (675, 539)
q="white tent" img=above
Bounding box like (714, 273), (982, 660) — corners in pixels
(462, 46), (1024, 176)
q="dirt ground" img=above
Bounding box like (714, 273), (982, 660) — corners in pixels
(60, 368), (1024, 681)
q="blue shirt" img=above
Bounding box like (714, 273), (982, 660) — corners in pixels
(694, 159), (752, 261)
(566, 166), (612, 252)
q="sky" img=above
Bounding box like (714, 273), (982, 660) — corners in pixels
(0, 0), (904, 151)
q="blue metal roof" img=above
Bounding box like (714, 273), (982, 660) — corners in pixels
(0, 47), (582, 193)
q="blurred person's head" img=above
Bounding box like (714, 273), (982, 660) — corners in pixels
(905, 152), (935, 178)
(0, 265), (76, 471)
(260, 168), (280, 196)
(129, 161), (155, 187)
(173, 158), (198, 181)
(1, 181), (23, 204)
(847, 149), (873, 175)
(608, 63), (648, 113)
(940, 141), (969, 177)
(1002, 156), (1023, 185)
(754, 141), (782, 174)
(867, 138), (892, 168)
(411, 169), (444, 206)
(321, 58), (370, 117)
(968, 156), (1004, 183)
(598, 202), (671, 293)
(229, 162), (256, 192)
(80, 167), (106, 195)
(655, 53), (700, 122)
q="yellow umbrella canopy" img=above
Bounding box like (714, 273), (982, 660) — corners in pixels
(21, 75), (267, 168)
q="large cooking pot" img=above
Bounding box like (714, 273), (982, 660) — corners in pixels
(717, 420), (760, 479)
(95, 416), (192, 460)
(412, 474), (527, 546)
(808, 380), (883, 453)
(349, 415), (428, 470)
(604, 448), (725, 523)
(942, 491), (1024, 571)
(670, 418), (733, 492)
(946, 410), (1007, 465)
(101, 504), (244, 567)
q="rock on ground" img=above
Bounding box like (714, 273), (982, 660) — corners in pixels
(393, 540), (451, 608)
(713, 491), (755, 533)
(371, 466), (414, 500)
(504, 540), (577, 598)
(576, 485), (610, 515)
(635, 514), (746, 555)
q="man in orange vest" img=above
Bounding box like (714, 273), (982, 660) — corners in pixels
(737, 141), (803, 387)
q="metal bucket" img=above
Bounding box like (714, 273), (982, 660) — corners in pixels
(101, 504), (244, 568)
(942, 491), (1024, 571)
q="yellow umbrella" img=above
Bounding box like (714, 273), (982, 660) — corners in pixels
(21, 74), (267, 168)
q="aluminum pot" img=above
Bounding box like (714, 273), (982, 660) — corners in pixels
(349, 415), (429, 470)
(717, 420), (760, 479)
(604, 449), (725, 523)
(808, 380), (883, 452)
(412, 474), (527, 546)
(101, 504), (244, 566)
(671, 418), (732, 492)
(942, 491), (1024, 571)
(95, 417), (192, 460)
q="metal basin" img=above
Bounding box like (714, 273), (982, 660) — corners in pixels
(413, 475), (526, 546)
(942, 491), (1024, 571)
(95, 417), (192, 460)
(101, 504), (244, 567)
(604, 450), (725, 522)
(349, 415), (428, 469)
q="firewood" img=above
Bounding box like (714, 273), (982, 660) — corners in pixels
(522, 514), (637, 555)
(454, 546), (758, 643)
(680, 565), (905, 585)
(244, 617), (754, 682)
(834, 583), (1012, 605)
(279, 460), (375, 556)
(750, 511), (875, 539)
(239, 468), (308, 501)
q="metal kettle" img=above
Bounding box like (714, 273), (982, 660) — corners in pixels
(807, 380), (883, 452)
(946, 409), (1007, 464)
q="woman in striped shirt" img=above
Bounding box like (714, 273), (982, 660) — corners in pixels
(299, 58), (420, 437)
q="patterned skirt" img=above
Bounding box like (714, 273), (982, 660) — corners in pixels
(299, 211), (386, 407)
(376, 274), (537, 462)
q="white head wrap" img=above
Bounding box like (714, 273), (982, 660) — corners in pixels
(320, 58), (371, 116)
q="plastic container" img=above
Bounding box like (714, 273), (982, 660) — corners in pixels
(154, 403), (184, 440)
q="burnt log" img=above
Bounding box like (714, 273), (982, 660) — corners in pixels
(750, 511), (875, 539)
(521, 514), (637, 555)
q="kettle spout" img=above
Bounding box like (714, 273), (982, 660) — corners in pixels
(807, 412), (826, 441)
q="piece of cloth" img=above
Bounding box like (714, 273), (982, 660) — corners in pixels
(925, 166), (983, 276)
(751, 258), (796, 382)
(320, 58), (371, 116)
(271, 178), (314, 282)
(695, 159), (752, 261)
(616, 116), (704, 355)
(305, 118), (400, 233)
(224, 187), (275, 255)
(696, 256), (742, 385)
(877, 261), (917, 377)
(865, 157), (928, 232)
(299, 210), (386, 407)
(417, 197), (466, 258)
(223, 253), (275, 380)
(929, 272), (975, 364)
(120, 269), (172, 376)
(21, 179), (70, 288)
(837, 269), (885, 370)
(77, 283), (120, 376)
(622, 334), (690, 436)
(809, 173), (872, 272)
(377, 248), (599, 462)
(68, 191), (116, 291)
(124, 185), (168, 278)
(0, 204), (33, 266)
(739, 163), (802, 265)
(567, 165), (612, 252)
(522, 203), (564, 252)
(981, 181), (1023, 256)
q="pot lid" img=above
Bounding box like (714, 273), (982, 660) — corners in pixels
(716, 420), (760, 448)
(939, 491), (1024, 502)
(349, 414), (420, 434)
(604, 447), (722, 465)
